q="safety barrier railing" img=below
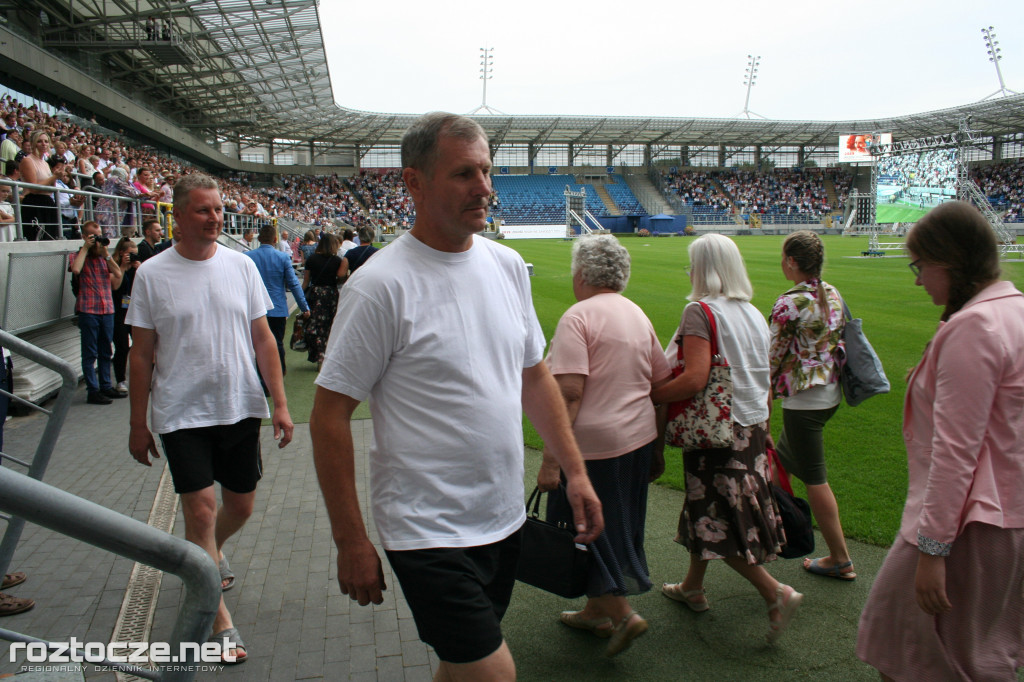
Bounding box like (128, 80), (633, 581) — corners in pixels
(0, 330), (77, 575)
(220, 212), (277, 238)
(0, 330), (219, 681)
(0, 468), (219, 681)
(0, 178), (146, 241)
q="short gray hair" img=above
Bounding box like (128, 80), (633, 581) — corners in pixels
(687, 233), (753, 302)
(401, 112), (487, 176)
(173, 173), (219, 211)
(571, 234), (631, 292)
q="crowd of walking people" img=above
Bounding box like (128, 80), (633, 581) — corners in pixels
(2, 106), (1023, 679)
(539, 215), (1023, 677)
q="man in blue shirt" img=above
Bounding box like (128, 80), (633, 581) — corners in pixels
(246, 225), (309, 390)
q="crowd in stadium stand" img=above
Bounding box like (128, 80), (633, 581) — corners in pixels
(972, 160), (1024, 223)
(4, 93), (1024, 235)
(347, 169), (416, 229)
(876, 150), (958, 189)
(662, 169), (731, 211)
(719, 169), (836, 216)
(272, 175), (366, 226)
(0, 94), (432, 237)
(661, 167), (852, 219)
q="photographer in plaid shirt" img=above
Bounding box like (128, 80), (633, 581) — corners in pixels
(69, 220), (123, 405)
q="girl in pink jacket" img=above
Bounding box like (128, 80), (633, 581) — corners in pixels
(858, 201), (1024, 680)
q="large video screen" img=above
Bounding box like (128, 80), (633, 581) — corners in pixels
(838, 133), (892, 163)
(875, 149), (958, 223)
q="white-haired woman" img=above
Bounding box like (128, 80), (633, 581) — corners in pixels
(540, 234), (671, 657)
(652, 233), (803, 644)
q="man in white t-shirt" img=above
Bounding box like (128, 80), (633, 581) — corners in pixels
(126, 174), (293, 666)
(310, 112), (603, 681)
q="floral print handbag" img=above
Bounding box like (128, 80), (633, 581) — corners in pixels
(665, 302), (734, 451)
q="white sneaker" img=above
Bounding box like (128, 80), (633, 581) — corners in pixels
(116, 381), (128, 394)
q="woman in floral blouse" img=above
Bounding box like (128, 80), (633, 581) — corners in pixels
(769, 231), (854, 580)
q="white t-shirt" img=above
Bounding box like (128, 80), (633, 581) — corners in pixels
(0, 201), (14, 242)
(316, 233), (545, 551)
(665, 297), (771, 427)
(126, 244), (272, 434)
(782, 382), (841, 410)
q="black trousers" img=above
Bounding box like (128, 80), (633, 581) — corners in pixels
(22, 194), (60, 241)
(257, 316), (287, 395)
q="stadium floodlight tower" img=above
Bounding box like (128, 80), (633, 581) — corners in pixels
(980, 26), (1018, 101)
(737, 55), (767, 120)
(467, 46), (506, 115)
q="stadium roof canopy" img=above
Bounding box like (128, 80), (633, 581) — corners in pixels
(24, 0), (1024, 154)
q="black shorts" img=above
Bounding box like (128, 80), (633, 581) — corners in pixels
(159, 418), (263, 494)
(385, 527), (523, 664)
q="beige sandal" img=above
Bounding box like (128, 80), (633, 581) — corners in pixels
(661, 583), (710, 612)
(559, 610), (613, 638)
(766, 585), (803, 644)
(606, 612), (648, 657)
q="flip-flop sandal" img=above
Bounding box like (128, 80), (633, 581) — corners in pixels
(2, 572), (26, 590)
(803, 558), (856, 581)
(218, 556), (235, 592)
(0, 591), (35, 616)
(209, 627), (247, 665)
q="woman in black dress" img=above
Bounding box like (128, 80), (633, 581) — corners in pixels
(303, 233), (345, 367)
(111, 237), (139, 393)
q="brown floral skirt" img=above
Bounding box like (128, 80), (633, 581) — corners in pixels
(675, 420), (785, 565)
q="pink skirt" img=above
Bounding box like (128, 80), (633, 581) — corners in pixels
(857, 523), (1024, 681)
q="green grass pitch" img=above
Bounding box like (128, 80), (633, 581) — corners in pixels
(503, 235), (1024, 547)
(876, 201), (930, 223)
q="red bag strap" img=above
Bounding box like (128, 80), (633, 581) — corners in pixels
(676, 301), (719, 362)
(697, 301), (719, 356)
(767, 447), (795, 496)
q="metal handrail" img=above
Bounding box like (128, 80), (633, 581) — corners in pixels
(0, 329), (219, 681)
(0, 330), (77, 579)
(0, 468), (219, 682)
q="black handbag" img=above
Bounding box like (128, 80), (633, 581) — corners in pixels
(515, 485), (591, 598)
(768, 448), (815, 559)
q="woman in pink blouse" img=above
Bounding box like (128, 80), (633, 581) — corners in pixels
(769, 231), (855, 580)
(857, 202), (1024, 679)
(540, 234), (671, 657)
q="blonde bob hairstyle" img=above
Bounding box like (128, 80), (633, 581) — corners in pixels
(686, 233), (753, 302)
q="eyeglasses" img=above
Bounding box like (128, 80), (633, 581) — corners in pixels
(908, 259), (922, 277)
(685, 266), (692, 277)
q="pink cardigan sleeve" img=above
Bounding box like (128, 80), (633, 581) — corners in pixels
(916, 312), (1003, 554)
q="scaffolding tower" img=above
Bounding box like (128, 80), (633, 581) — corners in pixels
(866, 117), (1022, 255)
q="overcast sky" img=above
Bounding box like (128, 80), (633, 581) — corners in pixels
(318, 0), (1023, 122)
